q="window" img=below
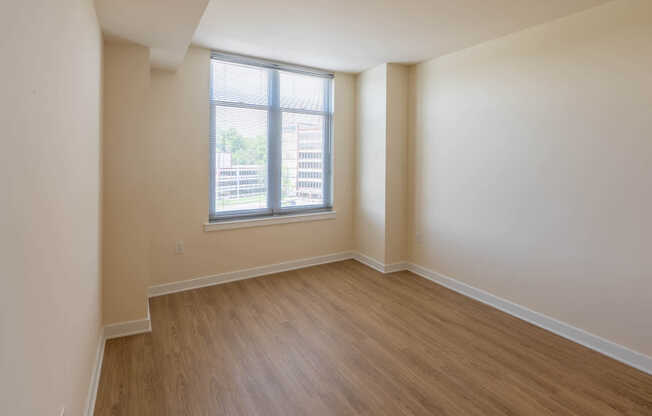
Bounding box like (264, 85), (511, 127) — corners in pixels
(209, 53), (333, 221)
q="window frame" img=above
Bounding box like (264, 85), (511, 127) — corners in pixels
(209, 52), (334, 222)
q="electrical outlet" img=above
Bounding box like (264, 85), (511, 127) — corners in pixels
(60, 407), (65, 416)
(415, 232), (424, 244)
(175, 240), (184, 254)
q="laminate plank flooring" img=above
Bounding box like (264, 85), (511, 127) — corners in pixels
(94, 260), (652, 415)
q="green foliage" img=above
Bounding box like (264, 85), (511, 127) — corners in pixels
(216, 128), (266, 165)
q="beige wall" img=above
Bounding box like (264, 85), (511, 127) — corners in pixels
(0, 0), (103, 414)
(355, 63), (409, 265)
(102, 41), (151, 324)
(355, 64), (388, 262)
(409, 0), (652, 356)
(102, 46), (356, 323)
(2, 0), (650, 412)
(385, 64), (409, 264)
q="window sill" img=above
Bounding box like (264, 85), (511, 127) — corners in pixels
(204, 210), (336, 232)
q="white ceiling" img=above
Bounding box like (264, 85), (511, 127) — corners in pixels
(192, 0), (610, 73)
(96, 0), (209, 70)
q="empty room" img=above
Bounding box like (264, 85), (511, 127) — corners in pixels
(3, 0), (652, 414)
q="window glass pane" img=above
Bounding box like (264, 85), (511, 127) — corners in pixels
(281, 112), (325, 208)
(280, 71), (325, 112)
(211, 60), (268, 106)
(214, 106), (268, 212)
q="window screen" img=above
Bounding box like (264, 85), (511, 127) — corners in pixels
(209, 54), (333, 220)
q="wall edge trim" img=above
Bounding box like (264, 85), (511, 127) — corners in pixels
(84, 330), (106, 416)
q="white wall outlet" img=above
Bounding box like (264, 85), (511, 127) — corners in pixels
(415, 232), (424, 244)
(175, 240), (184, 254)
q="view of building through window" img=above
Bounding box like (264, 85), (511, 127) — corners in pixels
(281, 112), (325, 208)
(214, 106), (268, 212)
(211, 58), (331, 216)
(214, 114), (325, 211)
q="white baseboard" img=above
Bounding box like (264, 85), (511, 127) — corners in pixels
(84, 330), (106, 416)
(384, 261), (410, 273)
(87, 252), (389, 415)
(89, 252), (650, 415)
(87, 303), (152, 415)
(103, 318), (151, 339)
(103, 300), (152, 340)
(407, 263), (652, 375)
(148, 251), (356, 297)
(85, 320), (151, 416)
(352, 252), (408, 274)
(148, 251), (407, 299)
(352, 252), (385, 272)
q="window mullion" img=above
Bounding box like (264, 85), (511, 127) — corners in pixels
(267, 69), (282, 213)
(323, 78), (333, 208)
(209, 65), (217, 216)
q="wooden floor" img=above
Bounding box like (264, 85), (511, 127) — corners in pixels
(95, 260), (652, 415)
